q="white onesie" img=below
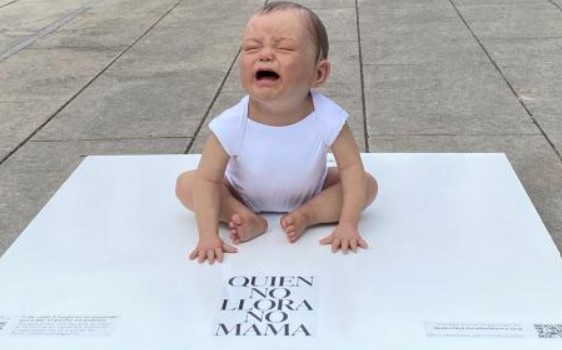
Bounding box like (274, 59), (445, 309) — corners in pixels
(209, 91), (348, 213)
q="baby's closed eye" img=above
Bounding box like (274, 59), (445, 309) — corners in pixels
(243, 45), (260, 52)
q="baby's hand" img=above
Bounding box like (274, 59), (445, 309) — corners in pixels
(189, 236), (238, 264)
(319, 222), (368, 253)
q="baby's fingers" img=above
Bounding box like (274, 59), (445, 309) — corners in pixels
(222, 242), (238, 254)
(215, 248), (224, 263)
(331, 238), (341, 253)
(319, 235), (333, 245)
(198, 249), (207, 263)
(207, 250), (215, 264)
(350, 239), (358, 252)
(358, 237), (369, 249)
(340, 239), (350, 254)
(188, 249), (198, 260)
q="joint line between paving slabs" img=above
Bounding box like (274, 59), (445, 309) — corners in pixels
(30, 136), (189, 143)
(0, 0), (21, 10)
(355, 0), (369, 152)
(547, 0), (562, 11)
(0, 0), (186, 166)
(184, 0), (270, 154)
(0, 0), (103, 63)
(448, 0), (562, 163)
(183, 48), (241, 154)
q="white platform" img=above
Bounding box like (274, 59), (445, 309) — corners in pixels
(0, 154), (561, 350)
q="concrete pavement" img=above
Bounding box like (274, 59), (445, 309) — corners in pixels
(1, 0), (561, 256)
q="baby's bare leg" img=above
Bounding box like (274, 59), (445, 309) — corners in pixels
(281, 168), (378, 243)
(176, 171), (268, 243)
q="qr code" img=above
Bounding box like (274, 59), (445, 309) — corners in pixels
(534, 324), (562, 338)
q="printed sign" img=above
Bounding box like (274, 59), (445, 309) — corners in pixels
(215, 275), (317, 337)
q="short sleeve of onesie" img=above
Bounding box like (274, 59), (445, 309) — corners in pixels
(208, 96), (248, 156)
(314, 93), (349, 147)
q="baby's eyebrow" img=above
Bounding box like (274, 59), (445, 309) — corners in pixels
(243, 38), (261, 43)
(276, 37), (296, 44)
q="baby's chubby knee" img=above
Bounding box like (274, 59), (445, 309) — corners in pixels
(364, 171), (378, 206)
(175, 171), (197, 207)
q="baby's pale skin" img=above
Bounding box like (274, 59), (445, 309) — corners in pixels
(175, 8), (378, 264)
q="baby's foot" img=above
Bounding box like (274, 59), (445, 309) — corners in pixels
(281, 211), (312, 243)
(229, 213), (268, 244)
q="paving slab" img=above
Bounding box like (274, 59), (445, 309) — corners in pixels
(0, 138), (189, 253)
(32, 6), (248, 141)
(34, 72), (219, 141)
(0, 0), (107, 55)
(360, 1), (457, 22)
(360, 14), (487, 65)
(29, 12), (160, 50)
(0, 46), (117, 102)
(532, 112), (562, 154)
(482, 37), (562, 150)
(363, 64), (538, 135)
(87, 0), (179, 16)
(455, 0), (562, 39)
(0, 0), (16, 7)
(357, 1), (484, 65)
(361, 31), (488, 66)
(165, 0), (258, 26)
(220, 57), (244, 94)
(320, 41), (362, 97)
(453, 0), (545, 4)
(0, 101), (62, 160)
(369, 134), (562, 252)
(0, 31), (34, 54)
(361, 21), (489, 65)
(0, 0), (80, 37)
(100, 25), (240, 76)
(358, 0), (450, 15)
(300, 0), (355, 9)
(482, 37), (562, 108)
(173, 0), (262, 13)
(313, 7), (358, 42)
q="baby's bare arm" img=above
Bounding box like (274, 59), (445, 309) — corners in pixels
(189, 135), (236, 263)
(332, 124), (367, 227)
(319, 123), (369, 252)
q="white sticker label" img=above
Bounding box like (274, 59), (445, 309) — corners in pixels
(8, 315), (119, 337)
(425, 322), (562, 339)
(0, 316), (9, 334)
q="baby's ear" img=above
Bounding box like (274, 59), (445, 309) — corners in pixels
(312, 59), (331, 88)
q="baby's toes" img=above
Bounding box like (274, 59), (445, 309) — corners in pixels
(288, 226), (300, 237)
(231, 214), (243, 226)
(281, 217), (293, 232)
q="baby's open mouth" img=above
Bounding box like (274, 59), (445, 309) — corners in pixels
(255, 69), (280, 81)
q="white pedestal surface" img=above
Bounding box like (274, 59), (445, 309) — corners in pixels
(0, 153), (561, 350)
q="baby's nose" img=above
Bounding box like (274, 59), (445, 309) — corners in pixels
(257, 48), (274, 62)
